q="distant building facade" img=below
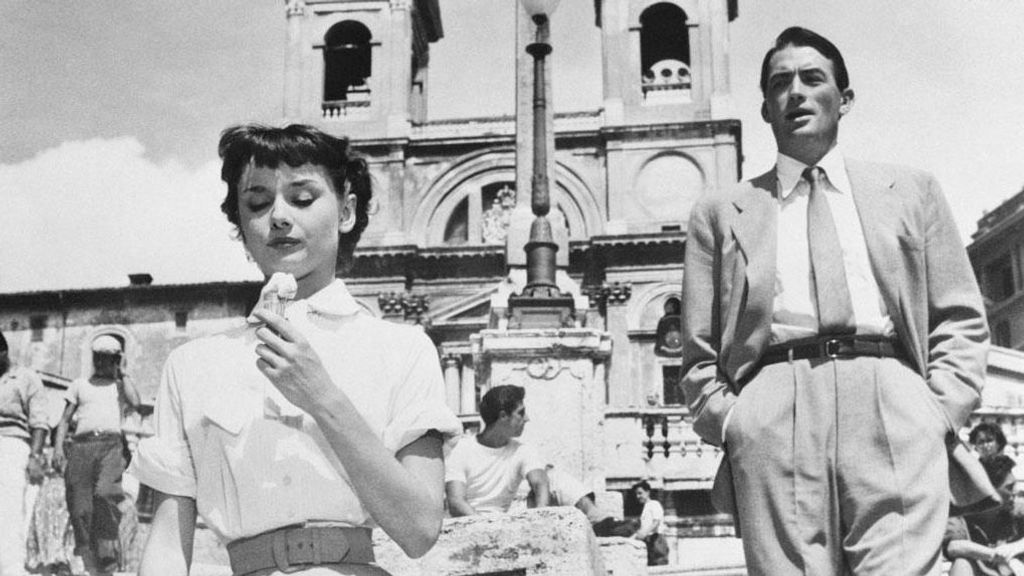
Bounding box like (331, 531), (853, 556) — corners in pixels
(970, 187), (1024, 351)
(8, 1), (1024, 568)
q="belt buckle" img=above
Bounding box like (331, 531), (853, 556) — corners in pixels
(824, 338), (841, 359)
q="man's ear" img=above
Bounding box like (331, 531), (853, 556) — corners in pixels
(839, 88), (855, 117)
(338, 194), (357, 234)
(760, 101), (770, 123)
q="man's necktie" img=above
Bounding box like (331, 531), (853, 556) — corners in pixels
(804, 166), (856, 335)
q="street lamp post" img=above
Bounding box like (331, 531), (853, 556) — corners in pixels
(508, 0), (575, 329)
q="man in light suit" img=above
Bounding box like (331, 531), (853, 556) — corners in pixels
(681, 27), (991, 575)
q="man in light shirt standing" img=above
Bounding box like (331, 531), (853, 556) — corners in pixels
(680, 26), (990, 575)
(445, 385), (549, 516)
(54, 335), (140, 576)
(0, 329), (48, 576)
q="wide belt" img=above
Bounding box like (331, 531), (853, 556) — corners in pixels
(760, 336), (906, 367)
(227, 525), (375, 576)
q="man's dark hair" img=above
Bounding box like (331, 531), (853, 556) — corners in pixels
(980, 453), (1017, 487)
(479, 385), (525, 426)
(970, 422), (1008, 452)
(632, 480), (652, 493)
(218, 123), (373, 271)
(759, 26), (849, 95)
(0, 329), (7, 353)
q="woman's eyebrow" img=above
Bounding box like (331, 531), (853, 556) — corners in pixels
(240, 184), (269, 194)
(289, 178), (323, 189)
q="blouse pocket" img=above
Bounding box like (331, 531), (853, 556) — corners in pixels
(203, 401), (248, 436)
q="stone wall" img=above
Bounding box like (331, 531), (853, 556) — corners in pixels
(374, 508), (608, 576)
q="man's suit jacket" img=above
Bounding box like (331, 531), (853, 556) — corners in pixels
(680, 159), (993, 511)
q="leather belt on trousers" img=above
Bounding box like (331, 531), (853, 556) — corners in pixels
(227, 525), (375, 575)
(760, 336), (907, 367)
(72, 430), (122, 442)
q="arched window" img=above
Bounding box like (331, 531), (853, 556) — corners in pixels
(443, 197), (470, 245)
(654, 296), (682, 357)
(440, 182), (571, 247)
(639, 3), (691, 102)
(323, 21), (372, 103)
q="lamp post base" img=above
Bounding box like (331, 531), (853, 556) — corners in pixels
(507, 291), (576, 329)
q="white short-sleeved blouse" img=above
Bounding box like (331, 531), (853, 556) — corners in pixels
(130, 280), (461, 542)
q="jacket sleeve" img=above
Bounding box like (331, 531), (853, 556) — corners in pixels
(921, 174), (989, 431)
(680, 197), (736, 446)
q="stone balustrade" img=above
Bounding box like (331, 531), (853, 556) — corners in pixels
(604, 404), (1024, 491)
(604, 408), (721, 491)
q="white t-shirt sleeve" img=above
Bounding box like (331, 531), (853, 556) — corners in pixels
(444, 436), (469, 484)
(517, 443), (546, 477)
(639, 500), (665, 535)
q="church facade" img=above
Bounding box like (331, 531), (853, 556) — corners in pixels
(10, 1), (1024, 565)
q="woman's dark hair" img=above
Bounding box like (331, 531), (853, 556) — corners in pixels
(478, 385), (525, 426)
(632, 480), (652, 493)
(969, 422), (1008, 452)
(980, 453), (1017, 487)
(759, 26), (850, 95)
(217, 123), (373, 271)
(0, 329), (9, 377)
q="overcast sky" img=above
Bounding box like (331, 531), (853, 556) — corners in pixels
(2, 0), (1023, 293)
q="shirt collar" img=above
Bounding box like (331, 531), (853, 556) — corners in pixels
(305, 278), (362, 317)
(247, 278), (362, 324)
(775, 145), (851, 200)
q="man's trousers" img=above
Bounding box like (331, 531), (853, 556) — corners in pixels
(0, 436), (33, 576)
(64, 434), (125, 564)
(725, 355), (950, 576)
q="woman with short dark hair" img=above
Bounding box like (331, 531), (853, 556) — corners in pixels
(131, 124), (461, 576)
(970, 422), (1009, 458)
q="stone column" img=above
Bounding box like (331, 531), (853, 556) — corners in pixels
(601, 283), (633, 407)
(472, 328), (612, 486)
(283, 0), (306, 120)
(460, 359), (476, 415)
(441, 354), (462, 414)
(386, 0), (412, 137)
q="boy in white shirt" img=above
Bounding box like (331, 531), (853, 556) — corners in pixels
(445, 385), (549, 515)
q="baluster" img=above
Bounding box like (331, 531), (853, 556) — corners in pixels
(643, 415), (657, 460)
(661, 416), (670, 459)
(1011, 416), (1024, 460)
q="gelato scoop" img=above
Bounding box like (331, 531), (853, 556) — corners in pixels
(251, 272), (298, 320)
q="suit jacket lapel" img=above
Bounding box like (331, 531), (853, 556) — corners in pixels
(847, 161), (922, 370)
(728, 170), (778, 382)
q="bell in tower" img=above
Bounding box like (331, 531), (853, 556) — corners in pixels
(593, 0), (738, 125)
(322, 20), (373, 104)
(283, 0), (442, 140)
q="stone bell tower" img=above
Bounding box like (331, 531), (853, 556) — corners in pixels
(282, 0), (442, 140)
(592, 0), (741, 237)
(594, 0), (738, 125)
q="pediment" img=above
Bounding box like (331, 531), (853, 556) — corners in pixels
(426, 283), (500, 325)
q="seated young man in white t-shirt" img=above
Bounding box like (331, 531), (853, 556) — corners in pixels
(445, 385), (549, 515)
